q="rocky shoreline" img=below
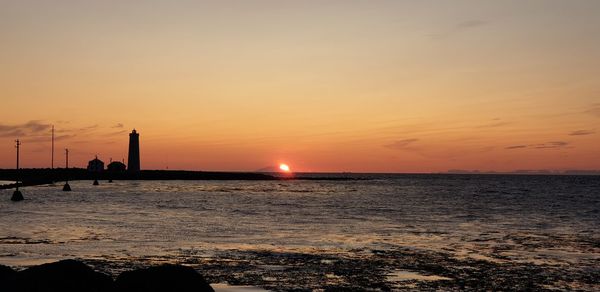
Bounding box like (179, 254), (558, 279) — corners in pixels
(4, 244), (597, 291)
(97, 247), (598, 291)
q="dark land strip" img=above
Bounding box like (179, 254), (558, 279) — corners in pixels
(0, 169), (359, 189)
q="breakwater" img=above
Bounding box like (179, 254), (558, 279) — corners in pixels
(0, 169), (277, 189)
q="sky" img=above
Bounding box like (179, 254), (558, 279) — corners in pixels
(1, 0), (599, 173)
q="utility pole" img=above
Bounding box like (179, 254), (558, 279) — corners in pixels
(11, 139), (24, 201)
(62, 148), (71, 191)
(50, 125), (56, 184)
(51, 125), (54, 169)
(15, 140), (20, 182)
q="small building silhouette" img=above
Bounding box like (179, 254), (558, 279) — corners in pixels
(107, 161), (126, 172)
(87, 156), (104, 172)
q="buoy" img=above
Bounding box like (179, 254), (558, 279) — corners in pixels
(11, 190), (24, 201)
(63, 149), (71, 191)
(93, 179), (99, 186)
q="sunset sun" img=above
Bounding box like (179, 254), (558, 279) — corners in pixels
(279, 164), (291, 172)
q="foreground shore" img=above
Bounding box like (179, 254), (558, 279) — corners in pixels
(3, 243), (598, 291)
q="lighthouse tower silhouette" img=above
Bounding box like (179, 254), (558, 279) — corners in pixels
(127, 129), (140, 172)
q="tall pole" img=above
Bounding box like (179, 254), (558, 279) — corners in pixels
(51, 125), (54, 169)
(11, 140), (24, 201)
(65, 148), (69, 169)
(15, 140), (20, 191)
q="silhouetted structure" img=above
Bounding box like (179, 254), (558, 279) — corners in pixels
(63, 183), (71, 191)
(11, 139), (23, 201)
(51, 125), (54, 169)
(127, 129), (140, 172)
(107, 159), (125, 184)
(87, 156), (105, 172)
(107, 161), (126, 172)
(63, 148), (71, 191)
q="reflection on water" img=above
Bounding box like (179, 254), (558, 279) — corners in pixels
(0, 175), (598, 287)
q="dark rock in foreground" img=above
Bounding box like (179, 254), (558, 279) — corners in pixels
(0, 264), (17, 290)
(15, 259), (113, 292)
(0, 260), (214, 292)
(115, 264), (214, 292)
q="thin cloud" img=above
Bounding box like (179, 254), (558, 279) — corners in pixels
(506, 141), (570, 150)
(384, 139), (419, 150)
(585, 103), (600, 117)
(457, 20), (488, 29)
(23, 120), (52, 132)
(103, 130), (127, 136)
(0, 120), (52, 136)
(505, 145), (527, 150)
(0, 130), (25, 138)
(431, 19), (489, 39)
(112, 123), (124, 128)
(55, 134), (75, 141)
(23, 134), (75, 143)
(476, 121), (510, 128)
(569, 130), (595, 136)
(533, 141), (569, 149)
(79, 124), (99, 131)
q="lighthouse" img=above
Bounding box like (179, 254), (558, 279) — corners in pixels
(127, 129), (140, 172)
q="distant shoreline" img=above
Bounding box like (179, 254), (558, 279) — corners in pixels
(0, 169), (271, 189)
(0, 168), (359, 189)
(1, 168), (598, 190)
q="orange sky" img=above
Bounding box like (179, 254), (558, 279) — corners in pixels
(1, 1), (599, 172)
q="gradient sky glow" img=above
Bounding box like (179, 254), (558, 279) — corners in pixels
(1, 0), (599, 172)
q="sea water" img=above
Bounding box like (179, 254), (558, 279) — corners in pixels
(1, 174), (598, 289)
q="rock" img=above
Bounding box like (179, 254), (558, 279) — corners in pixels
(0, 264), (17, 290)
(115, 264), (214, 292)
(16, 259), (113, 292)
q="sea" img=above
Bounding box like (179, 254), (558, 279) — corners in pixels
(1, 174), (598, 290)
